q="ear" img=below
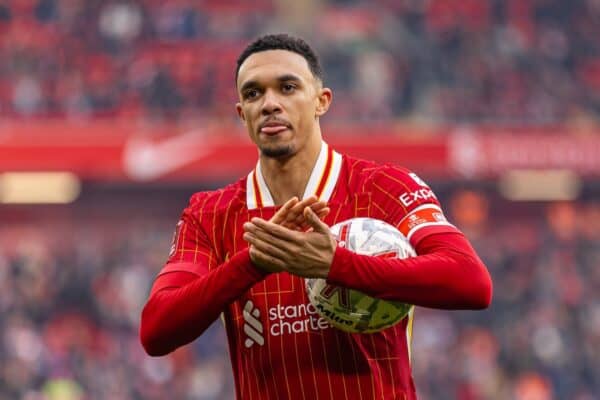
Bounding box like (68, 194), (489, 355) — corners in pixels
(236, 103), (246, 124)
(315, 87), (332, 117)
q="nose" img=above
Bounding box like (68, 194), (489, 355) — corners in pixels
(261, 89), (282, 115)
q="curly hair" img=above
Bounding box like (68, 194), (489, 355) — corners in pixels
(236, 33), (323, 83)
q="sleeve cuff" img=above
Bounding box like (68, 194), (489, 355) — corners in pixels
(231, 248), (271, 280)
(409, 224), (462, 248)
(326, 245), (355, 286)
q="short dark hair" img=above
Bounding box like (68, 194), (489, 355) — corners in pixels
(236, 33), (323, 83)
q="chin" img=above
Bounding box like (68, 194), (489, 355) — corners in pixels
(260, 144), (295, 159)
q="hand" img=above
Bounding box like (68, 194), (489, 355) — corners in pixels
(246, 196), (330, 273)
(270, 195), (330, 231)
(243, 207), (337, 278)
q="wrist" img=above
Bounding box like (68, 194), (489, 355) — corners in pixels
(247, 246), (279, 275)
(235, 248), (271, 278)
(326, 245), (354, 284)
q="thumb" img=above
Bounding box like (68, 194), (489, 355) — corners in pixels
(303, 206), (330, 233)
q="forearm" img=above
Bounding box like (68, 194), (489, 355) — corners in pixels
(327, 232), (492, 309)
(140, 249), (266, 356)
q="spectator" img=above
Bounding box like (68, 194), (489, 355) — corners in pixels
(0, 196), (598, 398)
(0, 0), (598, 124)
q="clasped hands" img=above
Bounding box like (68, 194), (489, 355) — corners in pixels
(243, 196), (336, 278)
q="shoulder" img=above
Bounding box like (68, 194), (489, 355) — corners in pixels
(366, 163), (424, 190)
(342, 154), (418, 190)
(186, 179), (246, 216)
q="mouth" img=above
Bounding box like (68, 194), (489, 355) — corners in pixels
(259, 120), (291, 136)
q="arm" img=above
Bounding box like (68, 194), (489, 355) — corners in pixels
(327, 167), (492, 309)
(244, 212), (492, 310)
(327, 231), (492, 309)
(243, 167), (492, 311)
(140, 195), (329, 356)
(139, 191), (265, 356)
(140, 249), (266, 356)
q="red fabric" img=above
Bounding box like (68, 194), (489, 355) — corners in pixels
(154, 261), (209, 281)
(328, 231), (493, 309)
(139, 151), (491, 400)
(140, 249), (266, 356)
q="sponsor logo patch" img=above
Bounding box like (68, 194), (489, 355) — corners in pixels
(243, 300), (264, 348)
(399, 188), (437, 207)
(398, 206), (449, 238)
(242, 301), (331, 348)
(268, 303), (330, 336)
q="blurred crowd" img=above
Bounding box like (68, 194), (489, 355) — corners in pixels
(0, 214), (235, 400)
(0, 193), (598, 399)
(1, 1), (600, 399)
(1, 0), (600, 125)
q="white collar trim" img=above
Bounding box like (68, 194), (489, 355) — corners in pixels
(246, 142), (343, 210)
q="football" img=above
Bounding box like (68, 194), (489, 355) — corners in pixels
(305, 218), (415, 333)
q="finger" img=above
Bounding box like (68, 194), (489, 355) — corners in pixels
(249, 218), (300, 241)
(292, 207), (330, 231)
(282, 221), (306, 231)
(303, 207), (331, 233)
(289, 196), (325, 215)
(243, 232), (290, 260)
(244, 221), (300, 246)
(277, 203), (329, 231)
(279, 198), (327, 229)
(244, 228), (294, 254)
(281, 197), (319, 224)
(299, 195), (318, 205)
(309, 202), (328, 212)
(294, 204), (326, 224)
(317, 207), (330, 218)
(293, 206), (329, 225)
(249, 246), (286, 270)
(270, 197), (299, 224)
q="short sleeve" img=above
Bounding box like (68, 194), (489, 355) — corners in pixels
(163, 193), (218, 276)
(368, 165), (461, 247)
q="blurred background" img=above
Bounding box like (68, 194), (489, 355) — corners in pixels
(1, 0), (599, 399)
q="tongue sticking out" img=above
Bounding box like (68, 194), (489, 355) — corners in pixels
(261, 125), (288, 135)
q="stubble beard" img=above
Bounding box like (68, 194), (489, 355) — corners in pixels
(260, 144), (295, 159)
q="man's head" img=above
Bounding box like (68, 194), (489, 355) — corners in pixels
(235, 34), (332, 159)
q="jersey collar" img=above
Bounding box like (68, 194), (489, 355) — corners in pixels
(246, 142), (343, 210)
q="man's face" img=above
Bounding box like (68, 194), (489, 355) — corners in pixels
(236, 50), (330, 159)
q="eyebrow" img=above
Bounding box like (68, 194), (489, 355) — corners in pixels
(239, 74), (303, 94)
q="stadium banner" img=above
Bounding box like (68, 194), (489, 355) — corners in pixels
(1, 121), (599, 182)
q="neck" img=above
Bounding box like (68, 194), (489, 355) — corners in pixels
(259, 136), (323, 205)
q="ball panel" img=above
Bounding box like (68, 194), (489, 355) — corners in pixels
(306, 218), (416, 334)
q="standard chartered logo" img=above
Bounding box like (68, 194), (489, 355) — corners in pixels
(243, 301), (331, 347)
(243, 300), (264, 348)
(269, 303), (330, 336)
(243, 300), (332, 347)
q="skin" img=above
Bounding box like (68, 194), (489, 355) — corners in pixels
(236, 49), (337, 278)
(244, 206), (336, 278)
(236, 49), (331, 203)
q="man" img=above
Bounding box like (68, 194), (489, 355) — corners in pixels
(140, 33), (492, 399)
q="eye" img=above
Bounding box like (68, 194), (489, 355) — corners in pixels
(244, 88), (260, 100)
(281, 83), (296, 93)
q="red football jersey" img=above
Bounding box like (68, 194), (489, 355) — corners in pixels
(164, 143), (460, 400)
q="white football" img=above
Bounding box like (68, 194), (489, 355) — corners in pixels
(305, 218), (415, 333)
